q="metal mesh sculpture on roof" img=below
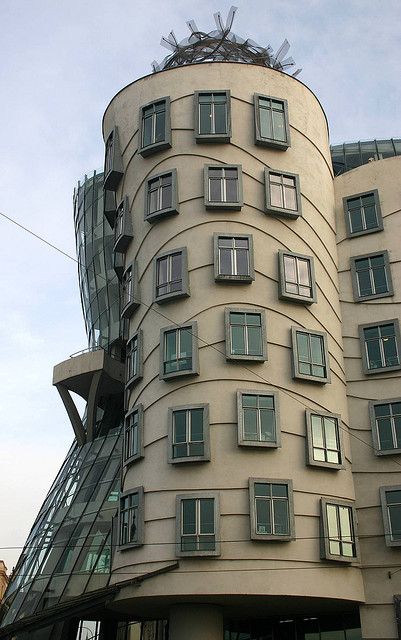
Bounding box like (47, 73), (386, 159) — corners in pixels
(152, 6), (301, 76)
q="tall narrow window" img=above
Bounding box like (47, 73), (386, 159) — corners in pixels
(265, 169), (301, 218)
(104, 127), (124, 191)
(123, 405), (144, 464)
(344, 190), (383, 237)
(278, 251), (316, 304)
(237, 391), (280, 448)
(369, 399), (401, 455)
(139, 97), (171, 157)
(214, 234), (254, 282)
(119, 487), (144, 547)
(145, 170), (178, 222)
(254, 94), (290, 149)
(291, 328), (330, 383)
(226, 309), (267, 362)
(321, 499), (358, 561)
(154, 248), (189, 303)
(204, 165), (243, 210)
(249, 479), (294, 541)
(168, 404), (210, 463)
(160, 322), (199, 380)
(380, 486), (401, 546)
(126, 330), (143, 388)
(359, 321), (401, 374)
(176, 493), (220, 556)
(121, 262), (139, 319)
(350, 251), (393, 301)
(195, 91), (231, 143)
(306, 411), (343, 469)
(113, 196), (133, 253)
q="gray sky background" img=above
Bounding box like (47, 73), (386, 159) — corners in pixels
(0, 0), (400, 572)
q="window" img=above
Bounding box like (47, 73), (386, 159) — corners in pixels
(154, 248), (189, 303)
(103, 189), (117, 228)
(204, 165), (243, 210)
(119, 487), (144, 548)
(168, 404), (210, 463)
(350, 251), (393, 301)
(237, 390), (280, 448)
(113, 196), (133, 253)
(369, 399), (401, 455)
(380, 486), (401, 547)
(121, 262), (139, 319)
(254, 94), (290, 150)
(104, 127), (124, 191)
(265, 169), (301, 218)
(359, 320), (401, 374)
(195, 91), (231, 143)
(344, 190), (383, 237)
(214, 233), (254, 282)
(225, 309), (267, 362)
(125, 330), (143, 388)
(175, 493), (220, 556)
(123, 404), (144, 464)
(160, 322), (199, 380)
(320, 499), (358, 562)
(139, 97), (171, 157)
(249, 479), (294, 541)
(278, 251), (316, 304)
(306, 411), (343, 469)
(291, 327), (330, 383)
(144, 169), (179, 222)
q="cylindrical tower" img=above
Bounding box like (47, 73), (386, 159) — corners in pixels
(103, 61), (364, 634)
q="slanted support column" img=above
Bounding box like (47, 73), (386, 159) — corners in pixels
(56, 384), (86, 446)
(169, 604), (223, 640)
(86, 370), (103, 441)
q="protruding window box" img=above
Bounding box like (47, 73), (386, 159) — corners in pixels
(145, 169), (179, 223)
(291, 327), (330, 384)
(214, 233), (254, 283)
(113, 251), (124, 282)
(139, 97), (171, 157)
(320, 498), (359, 562)
(249, 478), (295, 542)
(121, 262), (139, 319)
(254, 94), (290, 150)
(305, 410), (344, 470)
(278, 250), (317, 304)
(225, 308), (267, 362)
(119, 486), (144, 549)
(104, 127), (124, 191)
(113, 196), (133, 253)
(175, 492), (220, 557)
(237, 390), (281, 449)
(343, 189), (383, 238)
(125, 330), (143, 389)
(195, 91), (231, 143)
(123, 404), (144, 465)
(350, 251), (393, 301)
(265, 169), (301, 219)
(103, 190), (117, 228)
(153, 248), (190, 304)
(380, 485), (401, 547)
(160, 322), (199, 381)
(359, 320), (401, 375)
(204, 165), (243, 210)
(168, 404), (210, 464)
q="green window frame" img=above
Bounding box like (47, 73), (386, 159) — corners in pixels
(254, 94), (290, 150)
(160, 322), (199, 380)
(291, 327), (330, 383)
(237, 390), (280, 448)
(225, 309), (267, 362)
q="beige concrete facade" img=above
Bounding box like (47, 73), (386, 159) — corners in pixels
(103, 62), (367, 633)
(336, 156), (401, 640)
(0, 562), (8, 604)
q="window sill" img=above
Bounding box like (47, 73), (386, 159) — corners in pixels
(139, 140), (171, 158)
(145, 207), (179, 223)
(266, 205), (301, 220)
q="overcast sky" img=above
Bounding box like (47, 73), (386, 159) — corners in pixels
(0, 0), (400, 572)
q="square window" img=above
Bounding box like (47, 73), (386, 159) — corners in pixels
(278, 251), (317, 304)
(350, 251), (393, 301)
(153, 248), (190, 303)
(380, 486), (401, 547)
(359, 320), (401, 374)
(168, 404), (210, 463)
(144, 169), (179, 223)
(369, 399), (401, 455)
(237, 390), (281, 448)
(119, 487), (144, 548)
(265, 169), (301, 218)
(139, 97), (171, 157)
(121, 262), (140, 319)
(249, 478), (295, 541)
(123, 404), (144, 465)
(160, 322), (199, 380)
(214, 233), (254, 283)
(254, 94), (290, 150)
(204, 165), (243, 210)
(225, 309), (267, 362)
(104, 127), (124, 191)
(291, 327), (330, 383)
(114, 196), (133, 253)
(125, 330), (143, 389)
(320, 498), (358, 562)
(344, 190), (383, 237)
(306, 411), (343, 469)
(175, 493), (220, 556)
(195, 91), (231, 143)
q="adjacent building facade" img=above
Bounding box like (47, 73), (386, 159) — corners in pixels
(0, 15), (400, 640)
